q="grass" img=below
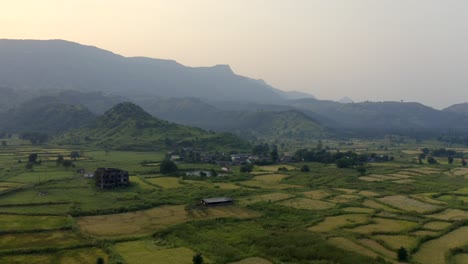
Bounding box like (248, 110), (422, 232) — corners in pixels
(302, 190), (330, 199)
(145, 177), (183, 188)
(346, 217), (418, 234)
(453, 254), (468, 264)
(411, 193), (447, 205)
(357, 190), (380, 197)
(377, 195), (441, 213)
(130, 176), (155, 189)
(240, 193), (294, 205)
(428, 209), (468, 221)
(229, 257), (272, 264)
(413, 226), (468, 264)
(358, 239), (395, 259)
(327, 237), (379, 258)
(362, 199), (401, 213)
(342, 207), (375, 213)
(115, 240), (202, 264)
(242, 174), (300, 189)
(359, 176), (383, 182)
(0, 231), (86, 251)
(374, 235), (418, 251)
(412, 230), (439, 237)
(422, 221), (451, 230)
(0, 214), (70, 231)
(258, 165), (297, 172)
(0, 247), (107, 264)
(308, 214), (369, 232)
(278, 198), (335, 210)
(77, 205), (260, 237)
(328, 194), (360, 203)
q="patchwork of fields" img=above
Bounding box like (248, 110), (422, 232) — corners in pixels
(0, 141), (467, 263)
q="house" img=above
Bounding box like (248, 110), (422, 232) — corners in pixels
(221, 167), (231, 172)
(200, 197), (234, 206)
(95, 168), (129, 189)
(170, 155), (180, 161)
(231, 154), (250, 162)
(83, 172), (94, 178)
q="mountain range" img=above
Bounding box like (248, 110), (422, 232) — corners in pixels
(1, 39), (468, 145)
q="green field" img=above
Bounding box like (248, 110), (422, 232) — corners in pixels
(0, 140), (466, 263)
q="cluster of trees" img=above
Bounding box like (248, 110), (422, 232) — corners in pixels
(0, 132), (12, 138)
(251, 143), (279, 164)
(294, 149), (393, 168)
(160, 160), (178, 174)
(19, 132), (48, 144)
(421, 148), (464, 158)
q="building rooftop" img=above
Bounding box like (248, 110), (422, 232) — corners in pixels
(201, 197), (233, 204)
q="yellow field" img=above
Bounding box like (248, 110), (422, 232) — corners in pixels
(145, 177), (183, 188)
(359, 176), (383, 182)
(342, 207), (375, 214)
(378, 195), (441, 213)
(279, 198), (335, 210)
(258, 165), (297, 172)
(357, 190), (380, 197)
(453, 254), (468, 264)
(358, 239), (395, 259)
(413, 226), (468, 264)
(346, 218), (418, 234)
(388, 173), (413, 179)
(115, 240), (201, 264)
(334, 188), (358, 194)
(410, 193), (447, 205)
(242, 174), (299, 189)
(308, 214), (369, 232)
(328, 194), (360, 203)
(428, 209), (468, 221)
(0, 231), (85, 251)
(371, 174), (401, 180)
(412, 230), (439, 237)
(241, 193), (294, 205)
(422, 221), (451, 230)
(374, 235), (418, 250)
(229, 257), (273, 264)
(452, 187), (468, 194)
(213, 182), (241, 189)
(327, 237), (378, 258)
(392, 179), (415, 184)
(362, 199), (401, 213)
(303, 190), (330, 199)
(452, 168), (468, 176)
(77, 205), (260, 237)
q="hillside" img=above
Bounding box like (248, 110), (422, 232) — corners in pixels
(443, 103), (468, 116)
(0, 99), (96, 134)
(55, 102), (250, 151)
(0, 39), (311, 103)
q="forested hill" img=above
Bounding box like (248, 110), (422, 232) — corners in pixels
(54, 102), (250, 151)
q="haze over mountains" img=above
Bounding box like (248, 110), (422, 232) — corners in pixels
(2, 39), (468, 143)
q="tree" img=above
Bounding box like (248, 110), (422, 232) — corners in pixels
(240, 163), (254, 173)
(62, 160), (74, 171)
(160, 160), (178, 174)
(210, 169), (218, 177)
(56, 155), (64, 166)
(448, 156), (454, 165)
(397, 246), (408, 262)
(300, 165), (310, 172)
(1, 141), (6, 147)
(70, 151), (80, 161)
(192, 253), (204, 264)
(356, 166), (366, 176)
(28, 153), (38, 163)
(270, 145), (279, 163)
(462, 158), (467, 167)
(96, 257), (105, 264)
(427, 156), (437, 164)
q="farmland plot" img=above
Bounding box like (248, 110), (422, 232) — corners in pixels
(378, 195), (441, 213)
(279, 198), (335, 210)
(308, 214), (369, 232)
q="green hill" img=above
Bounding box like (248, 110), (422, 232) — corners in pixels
(0, 100), (96, 134)
(55, 102), (250, 151)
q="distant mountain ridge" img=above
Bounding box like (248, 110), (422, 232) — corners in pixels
(0, 39), (312, 103)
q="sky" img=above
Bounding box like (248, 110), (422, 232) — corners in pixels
(2, 0), (468, 109)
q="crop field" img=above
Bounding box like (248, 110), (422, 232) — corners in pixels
(413, 226), (468, 264)
(0, 214), (70, 231)
(0, 231), (86, 252)
(346, 217), (418, 234)
(378, 195), (441, 213)
(278, 198), (336, 210)
(327, 237), (379, 258)
(240, 192), (294, 205)
(115, 240), (203, 264)
(374, 235), (418, 251)
(453, 254), (468, 264)
(77, 205), (260, 237)
(428, 209), (468, 221)
(308, 214), (369, 232)
(144, 177), (183, 188)
(0, 141), (466, 263)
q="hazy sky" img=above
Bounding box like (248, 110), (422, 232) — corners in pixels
(2, 0), (468, 109)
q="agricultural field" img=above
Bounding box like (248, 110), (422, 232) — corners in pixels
(0, 139), (466, 263)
